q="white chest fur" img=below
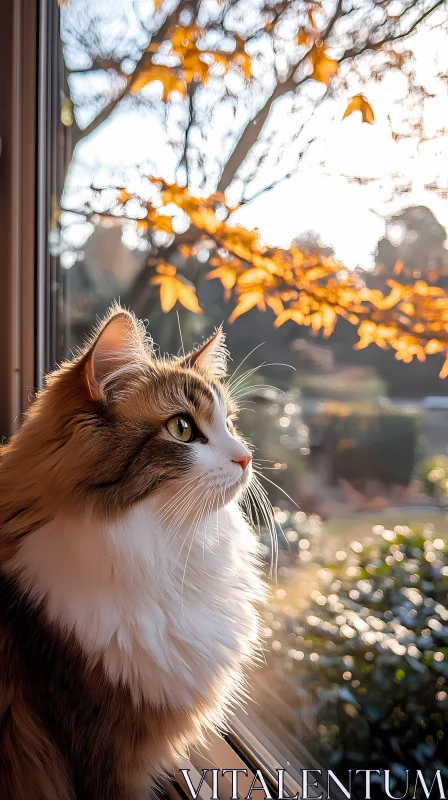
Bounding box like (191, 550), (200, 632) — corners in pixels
(7, 498), (265, 709)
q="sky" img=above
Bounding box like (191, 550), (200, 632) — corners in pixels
(68, 9), (448, 273)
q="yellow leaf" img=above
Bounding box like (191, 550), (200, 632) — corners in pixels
(440, 357), (448, 379)
(160, 277), (178, 312)
(229, 291), (264, 322)
(207, 266), (238, 290)
(118, 188), (131, 203)
(378, 286), (402, 310)
(154, 0), (163, 8)
(130, 65), (186, 100)
(310, 45), (338, 85)
(182, 52), (209, 83)
(171, 26), (202, 55)
(237, 268), (273, 287)
(305, 266), (327, 281)
(342, 95), (375, 124)
(274, 309), (305, 327)
(266, 296), (284, 316)
(176, 281), (202, 313)
(426, 339), (444, 355)
(297, 29), (309, 46)
(153, 215), (173, 234)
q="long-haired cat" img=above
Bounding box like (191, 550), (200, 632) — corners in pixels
(0, 306), (265, 799)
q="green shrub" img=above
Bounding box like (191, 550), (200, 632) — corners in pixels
(263, 517), (448, 793)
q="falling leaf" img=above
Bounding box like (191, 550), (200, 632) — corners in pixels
(343, 95), (375, 124)
(310, 45), (338, 85)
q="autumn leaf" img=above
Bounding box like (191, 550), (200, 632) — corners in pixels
(207, 266), (238, 290)
(171, 26), (203, 56)
(342, 95), (375, 124)
(310, 45), (338, 85)
(117, 188), (131, 203)
(130, 65), (186, 99)
(274, 309), (305, 327)
(151, 266), (201, 313)
(175, 281), (202, 313)
(152, 215), (174, 234)
(182, 52), (209, 83)
(297, 29), (309, 46)
(229, 291), (264, 322)
(154, 0), (163, 8)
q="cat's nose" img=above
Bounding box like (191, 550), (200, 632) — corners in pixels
(232, 454), (252, 471)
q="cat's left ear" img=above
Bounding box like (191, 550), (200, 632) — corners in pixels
(182, 328), (228, 378)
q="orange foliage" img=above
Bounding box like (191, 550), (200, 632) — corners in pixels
(93, 178), (448, 377)
(342, 95), (375, 124)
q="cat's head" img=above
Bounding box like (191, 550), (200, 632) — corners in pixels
(23, 306), (252, 519)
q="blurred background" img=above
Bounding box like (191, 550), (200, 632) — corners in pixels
(3, 0), (448, 794)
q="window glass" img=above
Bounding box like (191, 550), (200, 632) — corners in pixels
(54, 0), (448, 789)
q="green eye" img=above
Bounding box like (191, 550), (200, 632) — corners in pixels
(166, 415), (194, 442)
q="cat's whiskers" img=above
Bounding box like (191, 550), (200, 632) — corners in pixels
(156, 472), (206, 528)
(180, 484), (219, 613)
(173, 480), (210, 564)
(246, 475), (278, 580)
(252, 467), (300, 510)
(165, 479), (208, 547)
(227, 342), (265, 385)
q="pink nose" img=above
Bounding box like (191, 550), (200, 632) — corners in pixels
(233, 454), (252, 471)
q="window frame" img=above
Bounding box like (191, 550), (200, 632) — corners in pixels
(0, 0), (38, 440)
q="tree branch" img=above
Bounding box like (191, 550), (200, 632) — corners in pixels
(69, 6), (182, 148)
(216, 0), (444, 194)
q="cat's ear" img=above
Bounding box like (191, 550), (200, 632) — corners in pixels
(84, 308), (151, 401)
(182, 328), (228, 379)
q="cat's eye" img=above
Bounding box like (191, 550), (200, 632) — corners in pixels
(166, 415), (195, 443)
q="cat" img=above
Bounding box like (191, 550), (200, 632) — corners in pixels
(0, 305), (266, 799)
